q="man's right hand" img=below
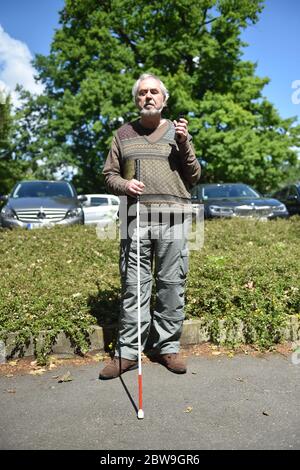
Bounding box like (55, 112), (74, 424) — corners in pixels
(125, 179), (145, 197)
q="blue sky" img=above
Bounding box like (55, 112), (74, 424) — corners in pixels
(0, 0), (299, 122)
(242, 0), (300, 122)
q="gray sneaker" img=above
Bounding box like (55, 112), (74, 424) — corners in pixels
(99, 357), (138, 380)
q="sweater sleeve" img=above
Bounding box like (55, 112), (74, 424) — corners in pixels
(102, 136), (129, 195)
(177, 138), (201, 187)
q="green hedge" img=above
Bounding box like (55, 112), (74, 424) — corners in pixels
(0, 217), (299, 361)
(185, 217), (300, 348)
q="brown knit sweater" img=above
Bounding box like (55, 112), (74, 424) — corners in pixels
(103, 119), (201, 208)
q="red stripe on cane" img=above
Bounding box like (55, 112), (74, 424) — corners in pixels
(138, 374), (143, 410)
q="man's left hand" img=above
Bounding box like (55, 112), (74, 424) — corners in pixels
(173, 117), (188, 143)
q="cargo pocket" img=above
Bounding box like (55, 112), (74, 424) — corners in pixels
(179, 248), (189, 280)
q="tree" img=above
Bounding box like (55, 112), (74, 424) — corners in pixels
(0, 92), (11, 152)
(11, 86), (76, 182)
(0, 92), (28, 194)
(16, 0), (300, 193)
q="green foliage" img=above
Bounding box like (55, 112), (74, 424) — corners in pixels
(0, 218), (299, 361)
(12, 0), (300, 193)
(185, 217), (300, 348)
(0, 92), (11, 149)
(0, 225), (120, 362)
(194, 90), (300, 192)
(0, 93), (28, 195)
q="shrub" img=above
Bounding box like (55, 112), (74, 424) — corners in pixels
(0, 217), (299, 360)
(186, 217), (300, 348)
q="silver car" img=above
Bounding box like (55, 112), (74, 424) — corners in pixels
(0, 180), (85, 229)
(81, 193), (120, 225)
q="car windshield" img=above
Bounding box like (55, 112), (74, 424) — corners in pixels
(11, 182), (75, 198)
(90, 197), (109, 206)
(202, 184), (260, 200)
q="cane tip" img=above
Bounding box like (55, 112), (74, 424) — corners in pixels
(137, 409), (144, 419)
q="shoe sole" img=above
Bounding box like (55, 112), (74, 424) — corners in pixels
(163, 366), (187, 374)
(99, 363), (138, 380)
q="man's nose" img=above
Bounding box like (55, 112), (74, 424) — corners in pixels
(145, 90), (152, 99)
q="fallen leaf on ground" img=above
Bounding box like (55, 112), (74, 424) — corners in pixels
(227, 352), (235, 358)
(184, 406), (193, 413)
(29, 368), (47, 375)
(235, 377), (245, 382)
(262, 410), (270, 416)
(57, 371), (73, 383)
(91, 353), (105, 362)
(8, 361), (18, 366)
(49, 358), (63, 366)
(5, 389), (16, 393)
(212, 351), (222, 356)
(48, 355), (59, 363)
(5, 374), (14, 378)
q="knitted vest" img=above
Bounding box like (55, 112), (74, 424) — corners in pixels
(116, 120), (191, 207)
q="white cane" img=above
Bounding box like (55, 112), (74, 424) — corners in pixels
(135, 159), (144, 420)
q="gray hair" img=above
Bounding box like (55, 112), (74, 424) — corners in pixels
(132, 73), (169, 103)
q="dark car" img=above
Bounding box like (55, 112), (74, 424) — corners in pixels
(191, 183), (288, 219)
(0, 180), (85, 229)
(272, 183), (300, 216)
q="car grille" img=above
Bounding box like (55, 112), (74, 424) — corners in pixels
(15, 208), (67, 222)
(234, 205), (273, 218)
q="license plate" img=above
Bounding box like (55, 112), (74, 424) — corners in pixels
(27, 222), (52, 229)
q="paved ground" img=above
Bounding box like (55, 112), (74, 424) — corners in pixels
(0, 351), (300, 450)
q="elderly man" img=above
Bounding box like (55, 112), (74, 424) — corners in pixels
(99, 73), (201, 380)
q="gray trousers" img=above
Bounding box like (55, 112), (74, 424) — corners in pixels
(116, 217), (190, 361)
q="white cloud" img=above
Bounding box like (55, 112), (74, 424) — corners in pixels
(0, 25), (44, 106)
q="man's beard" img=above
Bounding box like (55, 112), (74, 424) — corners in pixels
(140, 105), (164, 116)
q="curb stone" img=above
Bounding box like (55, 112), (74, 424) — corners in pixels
(1, 315), (300, 361)
(2, 315), (300, 359)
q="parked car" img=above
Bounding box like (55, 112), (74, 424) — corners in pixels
(272, 183), (300, 216)
(81, 194), (120, 225)
(191, 183), (288, 219)
(0, 180), (85, 229)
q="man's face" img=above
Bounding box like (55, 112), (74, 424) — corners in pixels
(136, 77), (166, 116)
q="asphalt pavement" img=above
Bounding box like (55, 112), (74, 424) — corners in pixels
(1, 352), (300, 450)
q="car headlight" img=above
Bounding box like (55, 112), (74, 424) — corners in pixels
(209, 205), (234, 216)
(272, 204), (287, 212)
(66, 208), (82, 218)
(1, 206), (17, 219)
